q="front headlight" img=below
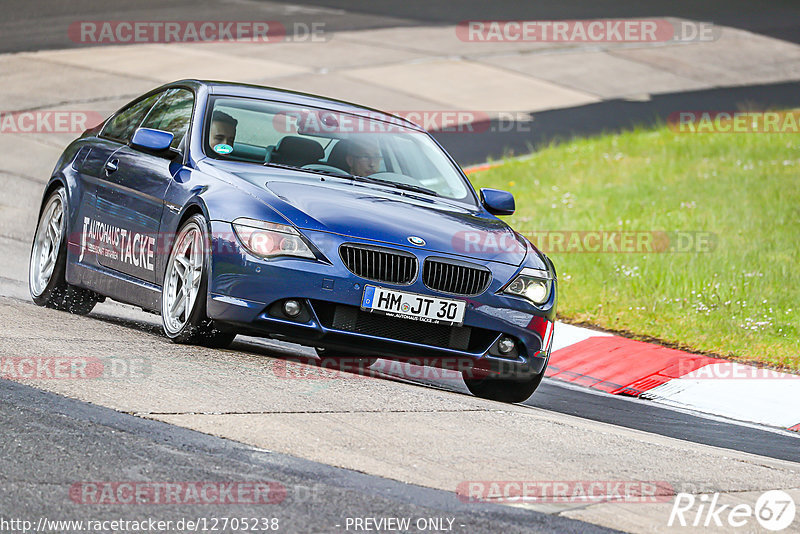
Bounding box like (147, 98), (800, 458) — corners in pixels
(232, 218), (315, 259)
(503, 267), (552, 305)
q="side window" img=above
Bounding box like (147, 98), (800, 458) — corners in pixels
(140, 88), (194, 149)
(101, 93), (162, 143)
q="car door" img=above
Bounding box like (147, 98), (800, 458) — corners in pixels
(70, 93), (160, 270)
(95, 88), (194, 284)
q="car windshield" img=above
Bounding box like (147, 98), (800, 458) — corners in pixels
(203, 96), (474, 204)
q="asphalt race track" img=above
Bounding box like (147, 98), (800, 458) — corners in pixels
(1, 1), (799, 533)
(0, 378), (611, 534)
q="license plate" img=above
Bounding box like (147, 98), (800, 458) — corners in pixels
(361, 285), (466, 326)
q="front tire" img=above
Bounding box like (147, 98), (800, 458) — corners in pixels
(161, 214), (235, 348)
(462, 371), (544, 403)
(29, 186), (99, 315)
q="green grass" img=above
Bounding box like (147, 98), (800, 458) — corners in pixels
(468, 125), (800, 370)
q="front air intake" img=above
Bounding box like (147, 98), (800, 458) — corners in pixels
(422, 257), (492, 296)
(339, 243), (418, 285)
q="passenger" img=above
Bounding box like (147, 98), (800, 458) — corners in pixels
(209, 111), (237, 147)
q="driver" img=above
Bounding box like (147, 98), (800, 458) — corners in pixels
(209, 111), (237, 148)
(345, 138), (383, 177)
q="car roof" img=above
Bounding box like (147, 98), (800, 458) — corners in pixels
(165, 79), (425, 132)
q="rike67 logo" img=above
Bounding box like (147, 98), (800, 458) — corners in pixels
(669, 490), (796, 531)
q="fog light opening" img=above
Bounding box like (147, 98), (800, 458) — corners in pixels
(498, 336), (516, 354)
(283, 299), (302, 317)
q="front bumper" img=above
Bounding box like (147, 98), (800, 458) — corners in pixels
(206, 222), (556, 378)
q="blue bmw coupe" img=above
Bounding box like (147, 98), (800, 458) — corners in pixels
(29, 80), (556, 402)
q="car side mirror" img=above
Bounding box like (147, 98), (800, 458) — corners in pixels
(131, 128), (174, 154)
(480, 188), (515, 216)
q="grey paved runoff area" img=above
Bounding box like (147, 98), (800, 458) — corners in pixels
(0, 378), (610, 534)
(2, 3), (800, 533)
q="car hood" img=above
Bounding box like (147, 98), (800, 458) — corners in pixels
(260, 177), (530, 266)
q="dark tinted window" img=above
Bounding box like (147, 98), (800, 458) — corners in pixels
(140, 88), (194, 149)
(101, 92), (162, 142)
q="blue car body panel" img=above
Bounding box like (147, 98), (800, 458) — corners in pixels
(42, 79), (557, 377)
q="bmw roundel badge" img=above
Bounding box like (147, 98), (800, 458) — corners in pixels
(408, 236), (426, 246)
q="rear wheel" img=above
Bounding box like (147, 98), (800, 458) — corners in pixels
(161, 214), (236, 348)
(29, 186), (99, 315)
(462, 371), (544, 404)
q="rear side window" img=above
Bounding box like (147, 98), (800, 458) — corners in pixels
(140, 88), (194, 149)
(101, 92), (162, 142)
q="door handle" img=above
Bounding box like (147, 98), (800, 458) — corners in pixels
(105, 159), (119, 173)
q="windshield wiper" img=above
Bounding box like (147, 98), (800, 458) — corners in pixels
(264, 162), (355, 179)
(350, 175), (439, 197)
(263, 162), (439, 197)
(264, 162), (320, 173)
